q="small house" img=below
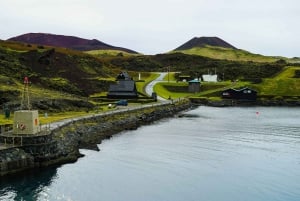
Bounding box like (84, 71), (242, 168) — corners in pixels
(188, 79), (201, 93)
(222, 87), (257, 101)
(107, 72), (138, 99)
(202, 74), (218, 82)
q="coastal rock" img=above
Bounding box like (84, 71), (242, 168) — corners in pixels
(0, 148), (34, 176)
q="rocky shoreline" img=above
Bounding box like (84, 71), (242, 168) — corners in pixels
(0, 99), (191, 176)
(190, 98), (300, 107)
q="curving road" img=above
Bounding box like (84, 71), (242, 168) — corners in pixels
(145, 72), (167, 101)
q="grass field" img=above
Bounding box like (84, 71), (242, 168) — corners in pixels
(162, 72), (177, 82)
(154, 82), (191, 99)
(154, 81), (240, 99)
(0, 111), (90, 125)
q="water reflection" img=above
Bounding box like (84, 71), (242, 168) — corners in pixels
(1, 106), (300, 201)
(0, 167), (57, 201)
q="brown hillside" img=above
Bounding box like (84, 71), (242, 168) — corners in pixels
(0, 40), (117, 96)
(8, 33), (138, 53)
(174, 36), (236, 50)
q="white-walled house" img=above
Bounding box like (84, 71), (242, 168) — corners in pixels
(202, 74), (218, 82)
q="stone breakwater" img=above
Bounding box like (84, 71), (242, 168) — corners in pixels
(0, 100), (191, 176)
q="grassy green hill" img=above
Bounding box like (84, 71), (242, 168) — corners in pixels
(172, 45), (282, 63)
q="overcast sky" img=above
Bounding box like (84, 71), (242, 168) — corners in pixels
(1, 0), (299, 57)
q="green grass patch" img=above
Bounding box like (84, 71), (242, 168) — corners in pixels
(0, 111), (88, 125)
(85, 50), (139, 57)
(154, 81), (250, 99)
(251, 66), (300, 97)
(154, 82), (196, 99)
(39, 111), (89, 124)
(163, 72), (177, 81)
(273, 66), (300, 79)
(253, 78), (300, 96)
(0, 115), (13, 125)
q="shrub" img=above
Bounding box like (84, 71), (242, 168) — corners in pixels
(294, 70), (300, 78)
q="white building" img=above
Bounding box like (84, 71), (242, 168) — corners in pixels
(202, 74), (218, 82)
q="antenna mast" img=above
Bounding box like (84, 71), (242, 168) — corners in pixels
(21, 76), (31, 110)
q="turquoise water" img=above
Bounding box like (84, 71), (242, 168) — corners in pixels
(1, 106), (300, 201)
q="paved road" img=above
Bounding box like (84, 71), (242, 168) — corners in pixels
(44, 101), (174, 131)
(145, 72), (168, 101)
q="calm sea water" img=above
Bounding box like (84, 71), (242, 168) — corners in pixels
(1, 106), (300, 201)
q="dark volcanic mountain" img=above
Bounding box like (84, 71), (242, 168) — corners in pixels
(174, 36), (236, 50)
(8, 33), (138, 53)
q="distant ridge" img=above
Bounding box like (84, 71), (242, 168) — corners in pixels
(8, 33), (138, 53)
(174, 36), (236, 50)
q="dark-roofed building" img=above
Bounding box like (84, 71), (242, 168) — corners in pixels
(107, 72), (138, 99)
(188, 79), (201, 93)
(222, 87), (257, 101)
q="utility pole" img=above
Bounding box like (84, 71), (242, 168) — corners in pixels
(21, 76), (31, 110)
(168, 66), (170, 83)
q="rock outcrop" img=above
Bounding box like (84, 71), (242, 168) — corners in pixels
(0, 148), (34, 176)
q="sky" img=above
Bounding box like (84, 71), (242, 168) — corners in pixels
(0, 0), (299, 57)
